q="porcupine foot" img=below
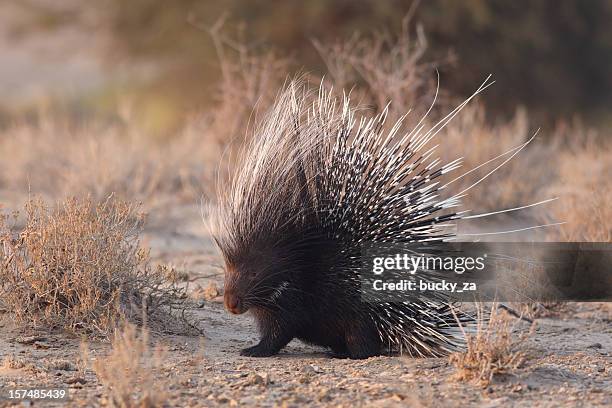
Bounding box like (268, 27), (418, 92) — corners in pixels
(241, 314), (295, 357)
(240, 333), (294, 357)
(326, 343), (349, 359)
(240, 343), (278, 357)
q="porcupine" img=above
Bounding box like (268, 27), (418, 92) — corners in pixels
(212, 76), (533, 359)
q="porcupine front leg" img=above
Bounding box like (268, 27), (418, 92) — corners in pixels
(241, 312), (295, 357)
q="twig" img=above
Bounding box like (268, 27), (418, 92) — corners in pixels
(497, 304), (534, 324)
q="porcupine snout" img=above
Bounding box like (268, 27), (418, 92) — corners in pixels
(224, 291), (246, 314)
(223, 264), (249, 314)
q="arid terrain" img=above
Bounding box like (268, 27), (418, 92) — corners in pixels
(0, 201), (610, 407)
(1, 7), (611, 406)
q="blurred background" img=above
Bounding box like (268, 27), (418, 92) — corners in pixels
(2, 0), (612, 134)
(0, 0), (610, 242)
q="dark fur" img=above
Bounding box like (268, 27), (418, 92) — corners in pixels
(221, 229), (462, 359)
(224, 234), (385, 359)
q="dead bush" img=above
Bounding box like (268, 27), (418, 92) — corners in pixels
(449, 304), (534, 387)
(0, 196), (188, 337)
(0, 119), (214, 207)
(314, 12), (444, 124)
(204, 15), (290, 146)
(92, 322), (167, 408)
(545, 132), (612, 242)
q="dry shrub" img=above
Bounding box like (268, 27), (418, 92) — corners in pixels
(0, 119), (214, 207)
(315, 17), (608, 241)
(2, 355), (26, 370)
(205, 15), (290, 146)
(92, 322), (167, 408)
(553, 190), (611, 242)
(449, 304), (534, 387)
(545, 131), (612, 242)
(314, 13), (442, 123)
(0, 195), (187, 337)
(437, 105), (560, 212)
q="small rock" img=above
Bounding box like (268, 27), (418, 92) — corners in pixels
(302, 365), (316, 375)
(248, 372), (271, 386)
(46, 360), (76, 371)
(302, 364), (323, 374)
(239, 397), (258, 405)
(317, 388), (332, 402)
(586, 343), (602, 349)
(391, 393), (405, 401)
(65, 377), (87, 385)
(204, 282), (220, 300)
(512, 385), (523, 393)
(217, 394), (237, 405)
(33, 342), (50, 349)
(15, 335), (46, 345)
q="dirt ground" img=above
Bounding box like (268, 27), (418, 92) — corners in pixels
(0, 203), (610, 407)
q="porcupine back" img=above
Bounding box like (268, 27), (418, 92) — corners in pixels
(214, 77), (500, 358)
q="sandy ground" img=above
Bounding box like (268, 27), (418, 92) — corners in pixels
(0, 203), (610, 407)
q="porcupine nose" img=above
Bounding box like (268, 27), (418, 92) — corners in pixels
(224, 292), (244, 314)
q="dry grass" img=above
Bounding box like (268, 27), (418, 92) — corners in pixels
(0, 119), (215, 207)
(0, 18), (607, 242)
(92, 322), (167, 408)
(314, 13), (443, 123)
(205, 15), (290, 147)
(449, 304), (534, 387)
(0, 22), (288, 210)
(0, 195), (188, 337)
(545, 132), (612, 242)
(2, 355), (27, 370)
